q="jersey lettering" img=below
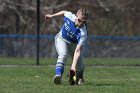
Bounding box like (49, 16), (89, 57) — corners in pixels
(60, 12), (87, 44)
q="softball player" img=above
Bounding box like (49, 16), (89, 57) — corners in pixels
(45, 8), (88, 85)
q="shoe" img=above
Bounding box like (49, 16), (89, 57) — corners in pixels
(69, 69), (76, 85)
(76, 70), (85, 85)
(54, 75), (62, 85)
(77, 78), (84, 85)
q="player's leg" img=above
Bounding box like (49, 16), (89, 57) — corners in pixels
(54, 34), (68, 84)
(76, 55), (85, 85)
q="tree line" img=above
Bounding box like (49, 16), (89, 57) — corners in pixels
(0, 0), (140, 36)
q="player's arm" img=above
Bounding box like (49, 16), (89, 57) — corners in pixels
(71, 44), (83, 71)
(45, 11), (67, 19)
(71, 26), (87, 71)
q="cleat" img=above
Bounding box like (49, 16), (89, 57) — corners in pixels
(76, 70), (85, 85)
(54, 75), (62, 85)
(77, 78), (84, 85)
(69, 70), (76, 85)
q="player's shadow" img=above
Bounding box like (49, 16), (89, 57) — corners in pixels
(86, 82), (112, 86)
(63, 79), (113, 86)
(62, 82), (114, 86)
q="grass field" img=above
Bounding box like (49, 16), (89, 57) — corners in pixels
(0, 57), (140, 93)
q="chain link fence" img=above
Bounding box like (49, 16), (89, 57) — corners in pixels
(0, 0), (140, 65)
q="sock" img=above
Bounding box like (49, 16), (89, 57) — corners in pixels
(55, 62), (64, 76)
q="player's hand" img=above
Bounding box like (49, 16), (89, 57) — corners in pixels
(71, 67), (76, 72)
(45, 14), (53, 20)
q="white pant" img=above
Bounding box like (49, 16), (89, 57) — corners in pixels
(55, 33), (84, 71)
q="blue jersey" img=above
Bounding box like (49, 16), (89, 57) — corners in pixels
(60, 11), (87, 45)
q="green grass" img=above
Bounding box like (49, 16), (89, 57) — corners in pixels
(0, 66), (140, 93)
(0, 57), (140, 93)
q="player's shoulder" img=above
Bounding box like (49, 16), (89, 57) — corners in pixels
(80, 25), (88, 36)
(64, 11), (76, 22)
